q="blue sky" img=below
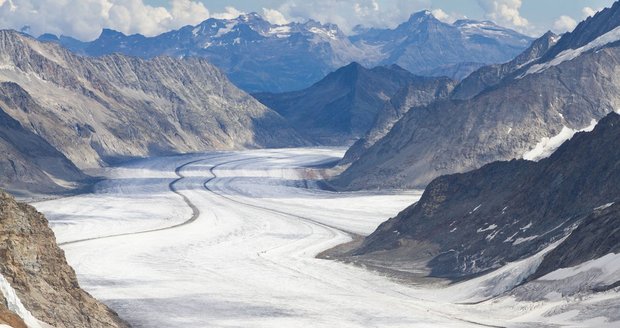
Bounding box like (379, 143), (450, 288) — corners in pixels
(0, 0), (616, 40)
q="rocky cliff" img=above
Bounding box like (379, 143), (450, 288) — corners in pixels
(0, 83), (88, 195)
(335, 1), (620, 190)
(254, 63), (454, 145)
(351, 112), (620, 279)
(0, 29), (307, 192)
(0, 190), (129, 327)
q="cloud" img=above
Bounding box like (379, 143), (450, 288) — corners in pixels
(0, 0), (211, 40)
(262, 8), (289, 25)
(430, 8), (464, 24)
(552, 15), (577, 33)
(276, 0), (430, 34)
(211, 6), (245, 20)
(582, 6), (603, 18)
(477, 0), (529, 30)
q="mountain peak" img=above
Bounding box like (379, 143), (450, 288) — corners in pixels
(542, 0), (620, 60)
(98, 28), (127, 39)
(407, 10), (439, 24)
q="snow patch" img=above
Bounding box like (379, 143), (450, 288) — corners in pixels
(309, 27), (338, 40)
(0, 273), (42, 328)
(594, 202), (614, 211)
(513, 235), (539, 245)
(520, 222), (533, 231)
(214, 22), (237, 37)
(522, 25), (620, 77)
(540, 253), (620, 285)
(477, 224), (497, 233)
(523, 119), (597, 161)
(469, 204), (482, 214)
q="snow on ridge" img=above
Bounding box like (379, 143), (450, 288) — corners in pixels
(0, 273), (42, 328)
(214, 22), (237, 38)
(523, 119), (597, 161)
(594, 202), (615, 211)
(521, 25), (620, 77)
(309, 27), (338, 40)
(477, 224), (497, 233)
(540, 253), (620, 285)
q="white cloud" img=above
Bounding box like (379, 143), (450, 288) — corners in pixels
(0, 0), (211, 40)
(211, 6), (245, 20)
(277, 0), (430, 34)
(552, 15), (577, 33)
(262, 8), (289, 25)
(477, 0), (529, 30)
(582, 6), (603, 18)
(431, 8), (464, 24)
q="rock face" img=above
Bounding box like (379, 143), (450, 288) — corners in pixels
(254, 63), (453, 144)
(0, 83), (88, 195)
(351, 112), (620, 279)
(531, 202), (620, 282)
(0, 190), (129, 327)
(43, 11), (531, 93)
(340, 77), (455, 164)
(0, 29), (307, 192)
(335, 2), (620, 190)
(451, 31), (560, 100)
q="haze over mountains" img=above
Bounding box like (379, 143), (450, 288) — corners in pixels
(0, 0), (618, 326)
(40, 11), (532, 93)
(254, 62), (455, 144)
(0, 30), (306, 194)
(335, 1), (620, 190)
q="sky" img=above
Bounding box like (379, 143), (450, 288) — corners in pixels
(0, 0), (616, 41)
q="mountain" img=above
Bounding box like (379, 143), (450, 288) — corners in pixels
(351, 13), (532, 80)
(340, 76), (456, 164)
(0, 190), (129, 327)
(0, 30), (307, 193)
(334, 2), (620, 190)
(349, 112), (620, 280)
(42, 12), (532, 93)
(0, 83), (88, 195)
(451, 31), (560, 100)
(254, 63), (454, 144)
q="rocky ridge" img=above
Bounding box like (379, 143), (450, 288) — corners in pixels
(254, 63), (454, 144)
(351, 112), (620, 280)
(43, 11), (531, 93)
(0, 29), (307, 192)
(0, 190), (129, 327)
(334, 1), (620, 190)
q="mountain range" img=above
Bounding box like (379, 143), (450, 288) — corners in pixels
(334, 1), (620, 190)
(254, 62), (455, 144)
(350, 111), (620, 281)
(39, 11), (532, 93)
(0, 30), (307, 194)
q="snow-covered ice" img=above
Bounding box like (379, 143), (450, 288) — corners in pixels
(522, 25), (620, 77)
(523, 119), (597, 161)
(31, 148), (620, 327)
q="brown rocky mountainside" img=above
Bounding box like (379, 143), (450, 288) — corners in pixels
(0, 190), (128, 327)
(0, 29), (307, 193)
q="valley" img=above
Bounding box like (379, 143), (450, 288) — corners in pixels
(32, 148), (617, 327)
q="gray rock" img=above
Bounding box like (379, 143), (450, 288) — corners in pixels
(0, 83), (87, 194)
(0, 190), (129, 327)
(43, 12), (532, 93)
(0, 30), (307, 193)
(335, 3), (620, 190)
(254, 63), (449, 144)
(350, 112), (620, 279)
